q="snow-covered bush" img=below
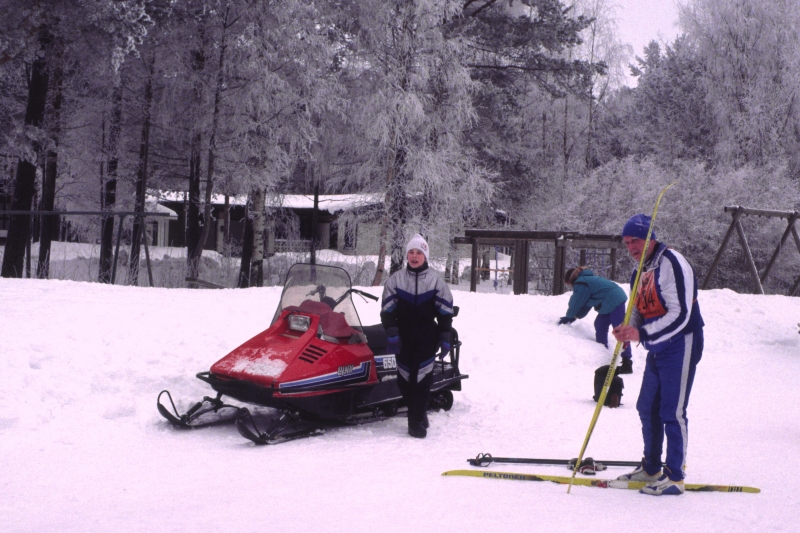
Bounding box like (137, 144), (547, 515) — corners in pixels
(536, 157), (800, 294)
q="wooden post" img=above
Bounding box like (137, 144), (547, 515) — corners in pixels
(790, 273), (800, 297)
(558, 241), (566, 294)
(791, 225), (800, 256)
(141, 215), (154, 287)
(760, 211), (799, 286)
(111, 215), (125, 284)
(512, 240), (522, 294)
(470, 237), (478, 292)
(734, 219), (764, 294)
(702, 206), (745, 290)
(787, 225), (800, 296)
(610, 247), (617, 281)
(517, 239), (529, 295)
(552, 237), (567, 295)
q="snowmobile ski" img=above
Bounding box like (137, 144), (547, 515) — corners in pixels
(468, 452), (639, 474)
(443, 469), (761, 493)
(235, 408), (326, 445)
(157, 390), (241, 428)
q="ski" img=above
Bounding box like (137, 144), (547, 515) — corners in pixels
(467, 452), (639, 471)
(443, 470), (760, 494)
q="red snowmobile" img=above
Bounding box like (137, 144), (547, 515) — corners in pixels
(157, 263), (466, 444)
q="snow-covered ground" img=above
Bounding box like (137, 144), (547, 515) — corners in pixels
(1, 274), (798, 532)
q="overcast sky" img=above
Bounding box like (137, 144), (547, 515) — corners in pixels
(614, 0), (681, 85)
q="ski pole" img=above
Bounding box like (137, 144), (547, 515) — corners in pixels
(468, 452), (640, 468)
(567, 181), (677, 494)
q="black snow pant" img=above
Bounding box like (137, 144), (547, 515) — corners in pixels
(397, 358), (434, 426)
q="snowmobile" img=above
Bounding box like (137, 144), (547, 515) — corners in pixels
(157, 263), (466, 444)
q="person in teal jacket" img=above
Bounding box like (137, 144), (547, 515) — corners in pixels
(558, 267), (633, 373)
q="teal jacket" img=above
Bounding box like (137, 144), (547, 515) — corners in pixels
(565, 269), (627, 319)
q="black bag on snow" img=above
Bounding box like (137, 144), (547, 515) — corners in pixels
(593, 365), (624, 408)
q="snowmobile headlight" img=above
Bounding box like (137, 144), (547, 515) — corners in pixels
(288, 314), (311, 332)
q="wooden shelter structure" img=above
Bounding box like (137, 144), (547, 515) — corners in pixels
(454, 229), (625, 295)
(703, 205), (800, 296)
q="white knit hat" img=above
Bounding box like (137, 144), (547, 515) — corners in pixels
(405, 233), (429, 262)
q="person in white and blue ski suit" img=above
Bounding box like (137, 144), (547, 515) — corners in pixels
(559, 267), (633, 373)
(381, 234), (454, 439)
(613, 214), (704, 496)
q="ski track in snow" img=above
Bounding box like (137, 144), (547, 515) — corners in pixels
(0, 279), (798, 532)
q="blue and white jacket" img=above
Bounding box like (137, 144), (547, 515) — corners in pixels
(380, 262), (454, 357)
(629, 242), (704, 353)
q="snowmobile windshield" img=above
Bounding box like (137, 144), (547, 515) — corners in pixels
(271, 264), (363, 330)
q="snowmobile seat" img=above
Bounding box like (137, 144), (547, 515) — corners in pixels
(290, 300), (335, 315)
(319, 311), (364, 343)
(360, 324), (388, 355)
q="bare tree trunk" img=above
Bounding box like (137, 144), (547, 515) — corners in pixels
(186, 134), (203, 279)
(185, 31), (206, 281)
(388, 147), (407, 275)
(372, 132), (399, 286)
(223, 193), (230, 249)
(37, 59), (63, 279)
(562, 93), (570, 187)
(237, 197), (253, 288)
(128, 58), (154, 286)
(1, 27), (50, 278)
(189, 7), (231, 277)
(445, 229), (459, 285)
(310, 183), (319, 265)
(99, 85), (122, 283)
(372, 206), (389, 285)
(250, 187), (265, 287)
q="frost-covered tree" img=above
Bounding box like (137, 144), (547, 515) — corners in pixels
(335, 0), (494, 279)
(680, 0), (800, 171)
(454, 0), (606, 219)
(0, 0), (149, 278)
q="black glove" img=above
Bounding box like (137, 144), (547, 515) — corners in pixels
(437, 332), (451, 358)
(385, 327), (401, 355)
(558, 316), (576, 325)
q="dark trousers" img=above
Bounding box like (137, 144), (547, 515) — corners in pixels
(397, 358), (434, 425)
(594, 302), (632, 359)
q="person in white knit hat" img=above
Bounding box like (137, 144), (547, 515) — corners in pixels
(380, 233), (454, 438)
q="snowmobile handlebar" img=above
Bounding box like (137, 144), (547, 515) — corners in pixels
(307, 286), (379, 310)
(350, 289), (379, 302)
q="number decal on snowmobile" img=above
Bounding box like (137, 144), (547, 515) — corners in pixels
(382, 356), (397, 370)
(338, 365), (354, 376)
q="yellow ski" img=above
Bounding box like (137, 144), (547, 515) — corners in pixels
(443, 469), (760, 493)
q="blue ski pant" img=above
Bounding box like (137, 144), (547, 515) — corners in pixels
(594, 303), (632, 359)
(637, 329), (703, 481)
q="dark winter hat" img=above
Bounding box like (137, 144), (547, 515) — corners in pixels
(564, 266), (586, 285)
(622, 214), (655, 241)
